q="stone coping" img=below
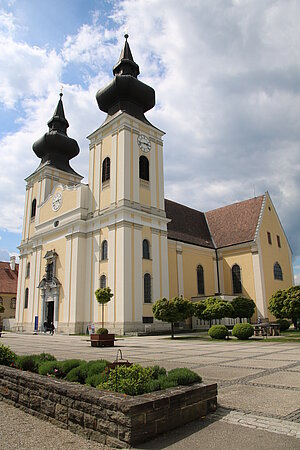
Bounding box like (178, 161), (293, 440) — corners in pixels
(0, 365), (217, 448)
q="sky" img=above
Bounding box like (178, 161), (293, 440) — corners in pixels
(0, 0), (299, 283)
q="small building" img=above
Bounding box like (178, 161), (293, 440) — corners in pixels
(0, 257), (18, 328)
(15, 36), (294, 334)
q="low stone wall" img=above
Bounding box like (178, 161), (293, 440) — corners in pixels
(0, 365), (217, 448)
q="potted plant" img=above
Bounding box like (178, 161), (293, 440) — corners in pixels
(91, 287), (114, 347)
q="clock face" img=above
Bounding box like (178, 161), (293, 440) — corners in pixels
(137, 134), (151, 153)
(52, 192), (62, 212)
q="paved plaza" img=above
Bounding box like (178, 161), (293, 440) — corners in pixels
(0, 332), (300, 449)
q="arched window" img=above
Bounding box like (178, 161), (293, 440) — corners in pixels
(144, 273), (151, 303)
(26, 262), (30, 278)
(274, 262), (283, 280)
(143, 239), (150, 259)
(197, 265), (205, 295)
(10, 298), (16, 309)
(24, 288), (29, 309)
(31, 199), (36, 218)
(100, 275), (107, 289)
(139, 156), (149, 181)
(102, 157), (110, 183)
(101, 240), (108, 260)
(232, 264), (242, 294)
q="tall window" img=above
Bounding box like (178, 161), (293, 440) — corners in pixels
(274, 262), (283, 280)
(26, 262), (30, 278)
(24, 288), (29, 309)
(144, 273), (151, 303)
(101, 240), (108, 260)
(197, 265), (205, 295)
(10, 298), (16, 309)
(31, 199), (36, 218)
(0, 297), (3, 306)
(100, 275), (107, 288)
(139, 156), (149, 181)
(46, 262), (54, 282)
(277, 235), (281, 248)
(102, 157), (110, 183)
(232, 264), (242, 294)
(267, 232), (272, 245)
(143, 239), (150, 259)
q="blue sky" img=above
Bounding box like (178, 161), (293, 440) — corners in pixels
(0, 0), (299, 282)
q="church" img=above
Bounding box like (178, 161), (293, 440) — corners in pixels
(15, 36), (294, 334)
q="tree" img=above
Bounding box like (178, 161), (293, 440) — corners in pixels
(194, 297), (233, 327)
(269, 286), (300, 329)
(95, 287), (114, 328)
(152, 297), (194, 339)
(230, 296), (256, 322)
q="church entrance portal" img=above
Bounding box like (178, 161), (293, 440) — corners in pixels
(46, 301), (54, 325)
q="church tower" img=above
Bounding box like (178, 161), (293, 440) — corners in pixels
(87, 35), (169, 332)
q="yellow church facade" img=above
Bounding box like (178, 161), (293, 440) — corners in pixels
(15, 37), (293, 334)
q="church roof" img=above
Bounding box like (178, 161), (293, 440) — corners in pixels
(0, 261), (19, 295)
(205, 195), (264, 248)
(165, 195), (265, 250)
(165, 199), (214, 248)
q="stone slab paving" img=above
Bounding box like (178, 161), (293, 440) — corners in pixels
(1, 332), (300, 448)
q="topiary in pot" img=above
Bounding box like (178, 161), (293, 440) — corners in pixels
(232, 323), (254, 340)
(208, 325), (228, 340)
(276, 319), (291, 332)
(96, 328), (108, 335)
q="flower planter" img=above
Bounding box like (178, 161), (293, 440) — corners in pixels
(90, 333), (115, 347)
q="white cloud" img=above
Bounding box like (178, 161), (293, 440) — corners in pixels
(294, 273), (300, 286)
(0, 0), (299, 266)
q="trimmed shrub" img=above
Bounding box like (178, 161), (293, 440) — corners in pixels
(96, 328), (108, 335)
(66, 363), (88, 384)
(151, 365), (167, 379)
(167, 368), (202, 385)
(16, 355), (39, 373)
(86, 360), (109, 376)
(61, 359), (83, 376)
(276, 319), (291, 332)
(208, 325), (228, 340)
(86, 371), (108, 387)
(38, 360), (63, 377)
(98, 364), (154, 395)
(36, 352), (56, 363)
(157, 376), (177, 390)
(232, 323), (254, 340)
(0, 343), (16, 366)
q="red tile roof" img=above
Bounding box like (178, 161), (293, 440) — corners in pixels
(205, 195), (264, 248)
(0, 261), (19, 295)
(165, 199), (214, 248)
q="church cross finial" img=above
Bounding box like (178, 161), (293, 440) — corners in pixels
(60, 85), (63, 98)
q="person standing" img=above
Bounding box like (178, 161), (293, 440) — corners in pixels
(50, 322), (55, 335)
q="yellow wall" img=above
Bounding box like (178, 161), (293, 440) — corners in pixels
(0, 293), (16, 320)
(182, 245), (215, 299)
(39, 187), (77, 225)
(222, 246), (256, 300)
(168, 241), (178, 298)
(259, 195), (293, 313)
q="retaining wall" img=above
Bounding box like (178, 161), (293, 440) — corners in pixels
(0, 365), (217, 448)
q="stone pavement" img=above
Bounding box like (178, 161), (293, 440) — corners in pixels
(0, 332), (300, 449)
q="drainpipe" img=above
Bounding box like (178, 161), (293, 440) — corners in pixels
(215, 249), (221, 295)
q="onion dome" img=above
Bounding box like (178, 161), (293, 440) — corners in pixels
(32, 93), (80, 175)
(96, 34), (155, 124)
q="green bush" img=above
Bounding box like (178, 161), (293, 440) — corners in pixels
(86, 371), (108, 387)
(66, 363), (88, 384)
(150, 365), (167, 379)
(98, 364), (154, 395)
(167, 368), (202, 385)
(16, 355), (39, 373)
(37, 352), (56, 363)
(60, 359), (83, 376)
(208, 325), (228, 339)
(38, 360), (63, 377)
(86, 360), (109, 376)
(232, 323), (254, 340)
(96, 328), (108, 335)
(276, 319), (291, 332)
(157, 376), (178, 390)
(0, 343), (16, 366)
